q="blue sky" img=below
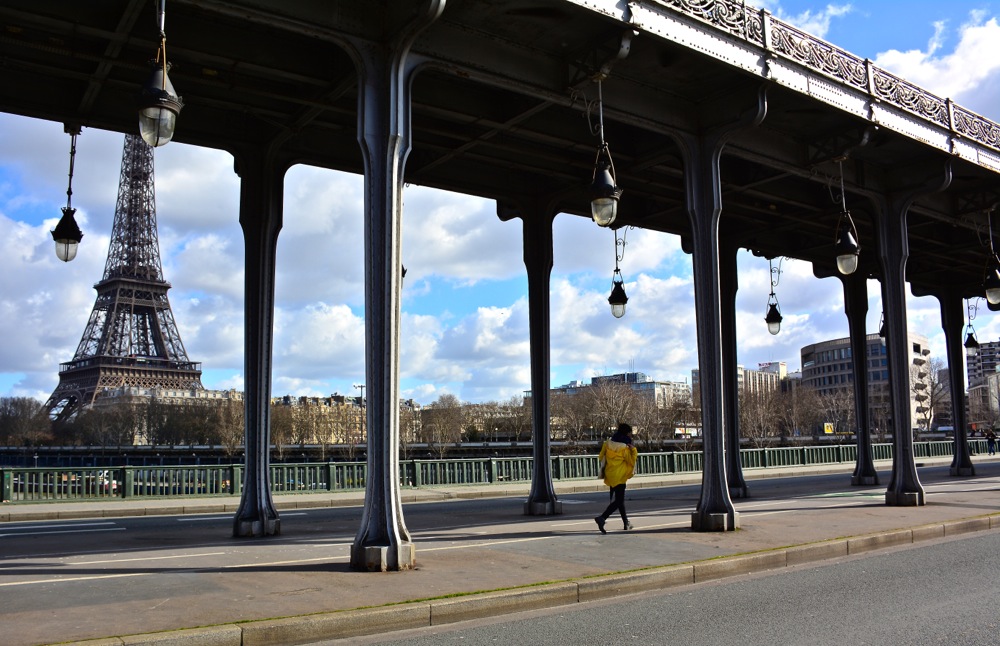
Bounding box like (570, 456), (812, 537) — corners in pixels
(2, 1), (1000, 405)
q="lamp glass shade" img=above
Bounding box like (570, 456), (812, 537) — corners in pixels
(608, 279), (628, 318)
(51, 207), (83, 262)
(986, 264), (1000, 305)
(965, 332), (980, 357)
(836, 252), (859, 275)
(591, 197), (618, 227)
(834, 225), (859, 275)
(138, 62), (183, 147)
(765, 302), (782, 335)
(54, 240), (79, 262)
(590, 153), (620, 227)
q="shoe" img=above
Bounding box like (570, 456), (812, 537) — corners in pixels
(595, 516), (606, 534)
(624, 521), (634, 531)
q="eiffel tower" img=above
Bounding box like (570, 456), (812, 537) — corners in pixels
(45, 134), (204, 423)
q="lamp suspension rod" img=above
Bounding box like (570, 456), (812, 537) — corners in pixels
(65, 129), (77, 210)
(613, 228), (619, 272)
(156, 0), (167, 80)
(597, 79), (605, 144)
(157, 0), (166, 35)
(989, 208), (997, 256)
(838, 160), (847, 212)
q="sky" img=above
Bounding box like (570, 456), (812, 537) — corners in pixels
(2, 1), (1000, 406)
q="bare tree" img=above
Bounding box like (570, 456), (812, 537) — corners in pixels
(629, 389), (662, 450)
(911, 357), (948, 433)
(0, 397), (50, 446)
(776, 385), (822, 440)
(589, 381), (635, 435)
(270, 403), (294, 461)
(399, 400), (421, 460)
(817, 388), (855, 437)
(739, 387), (782, 448)
(868, 382), (892, 442)
(422, 394), (464, 458)
(550, 391), (594, 451)
(502, 395), (531, 442)
(213, 398), (244, 457)
(340, 397), (368, 460)
(464, 401), (501, 442)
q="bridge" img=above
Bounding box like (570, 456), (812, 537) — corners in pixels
(1, 0), (996, 570)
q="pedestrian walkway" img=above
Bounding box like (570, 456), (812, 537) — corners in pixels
(2, 457), (998, 645)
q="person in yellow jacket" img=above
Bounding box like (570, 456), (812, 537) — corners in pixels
(595, 422), (637, 533)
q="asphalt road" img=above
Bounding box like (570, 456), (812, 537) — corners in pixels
(334, 528), (1000, 646)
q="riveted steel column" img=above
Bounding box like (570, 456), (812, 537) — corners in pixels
(842, 271), (878, 485)
(938, 291), (974, 476)
(499, 203), (562, 515)
(233, 149), (285, 537)
(681, 132), (738, 531)
(721, 238), (747, 498)
(348, 0), (445, 571)
(876, 197), (924, 506)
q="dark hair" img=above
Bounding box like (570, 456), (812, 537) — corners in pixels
(611, 422), (634, 445)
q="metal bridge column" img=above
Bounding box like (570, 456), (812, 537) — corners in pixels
(348, 0), (445, 571)
(875, 163), (950, 505)
(938, 291), (974, 476)
(233, 147), (286, 537)
(878, 207), (924, 505)
(842, 271), (879, 485)
(720, 238), (748, 499)
(679, 85), (767, 531)
(498, 202), (562, 516)
(680, 132), (738, 531)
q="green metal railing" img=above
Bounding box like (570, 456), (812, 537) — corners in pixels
(0, 440), (980, 503)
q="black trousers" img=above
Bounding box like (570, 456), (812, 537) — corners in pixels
(599, 483), (628, 523)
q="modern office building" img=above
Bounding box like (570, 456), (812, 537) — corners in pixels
(800, 332), (932, 431)
(968, 339), (1000, 388)
(690, 363), (784, 399)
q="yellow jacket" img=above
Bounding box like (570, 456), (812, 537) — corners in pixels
(599, 439), (637, 487)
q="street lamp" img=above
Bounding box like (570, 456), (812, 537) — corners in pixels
(764, 296), (782, 335)
(138, 0), (183, 147)
(986, 258), (1000, 306)
(608, 269), (628, 318)
(589, 80), (622, 227)
(51, 124), (83, 262)
(764, 257), (783, 335)
(833, 159), (859, 275)
(983, 209), (1000, 305)
(608, 227), (631, 318)
(965, 298), (980, 358)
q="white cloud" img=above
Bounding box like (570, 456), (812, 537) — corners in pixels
(874, 12), (1000, 110)
(757, 2), (854, 38)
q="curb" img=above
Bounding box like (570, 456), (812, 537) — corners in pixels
(63, 512), (1000, 646)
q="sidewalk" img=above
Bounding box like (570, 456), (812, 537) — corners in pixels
(3, 457), (999, 645)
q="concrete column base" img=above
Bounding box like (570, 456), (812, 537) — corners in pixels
(885, 491), (924, 506)
(691, 510), (740, 531)
(524, 500), (563, 515)
(234, 518), (280, 537)
(352, 542), (416, 572)
(950, 466), (974, 476)
(729, 485), (749, 499)
(851, 475), (879, 486)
